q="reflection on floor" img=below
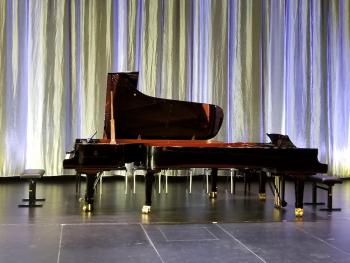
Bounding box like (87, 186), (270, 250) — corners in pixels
(0, 175), (349, 263)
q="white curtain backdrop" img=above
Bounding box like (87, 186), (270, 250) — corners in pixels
(0, 0), (349, 177)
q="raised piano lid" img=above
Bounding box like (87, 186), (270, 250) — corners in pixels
(103, 72), (224, 140)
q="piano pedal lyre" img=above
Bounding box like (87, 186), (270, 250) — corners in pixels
(142, 205), (151, 214)
(208, 192), (217, 198)
(82, 203), (93, 212)
(259, 193), (266, 200)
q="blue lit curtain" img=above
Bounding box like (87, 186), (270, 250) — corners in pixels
(0, 0), (349, 177)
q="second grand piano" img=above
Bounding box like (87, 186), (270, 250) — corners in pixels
(64, 72), (327, 217)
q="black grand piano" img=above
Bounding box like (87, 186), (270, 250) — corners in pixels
(63, 72), (327, 217)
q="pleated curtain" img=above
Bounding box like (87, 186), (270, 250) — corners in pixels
(0, 0), (349, 177)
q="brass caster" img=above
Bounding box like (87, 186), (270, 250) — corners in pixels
(295, 208), (304, 217)
(209, 192), (217, 198)
(259, 193), (266, 200)
(83, 203), (93, 212)
(142, 205), (151, 214)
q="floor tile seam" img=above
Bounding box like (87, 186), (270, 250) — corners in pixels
(61, 222), (131, 226)
(0, 223), (61, 226)
(294, 224), (350, 257)
(215, 224), (268, 263)
(56, 224), (64, 263)
(156, 225), (220, 242)
(202, 226), (221, 240)
(0, 222), (133, 227)
(140, 223), (166, 263)
(161, 238), (220, 242)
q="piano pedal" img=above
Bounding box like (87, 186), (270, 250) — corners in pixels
(208, 192), (217, 198)
(258, 193), (266, 200)
(82, 203), (93, 212)
(142, 205), (151, 214)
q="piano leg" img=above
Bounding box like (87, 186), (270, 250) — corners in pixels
(280, 175), (287, 207)
(209, 168), (218, 198)
(142, 170), (155, 214)
(258, 171), (267, 200)
(83, 173), (97, 212)
(294, 177), (305, 217)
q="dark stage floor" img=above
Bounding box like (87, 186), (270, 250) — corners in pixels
(0, 175), (350, 262)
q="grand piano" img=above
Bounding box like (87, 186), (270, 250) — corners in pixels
(63, 72), (328, 217)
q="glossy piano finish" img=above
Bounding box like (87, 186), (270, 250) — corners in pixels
(63, 72), (328, 217)
(66, 139), (326, 174)
(63, 140), (147, 172)
(104, 72), (223, 140)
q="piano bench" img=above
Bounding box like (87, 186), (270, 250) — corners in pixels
(18, 169), (46, 208)
(304, 174), (342, 211)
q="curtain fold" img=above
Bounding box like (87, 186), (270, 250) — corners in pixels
(0, 0), (6, 174)
(1, 0), (349, 177)
(2, 0), (29, 176)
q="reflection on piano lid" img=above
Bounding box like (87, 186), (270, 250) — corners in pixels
(64, 72), (328, 217)
(103, 72), (224, 140)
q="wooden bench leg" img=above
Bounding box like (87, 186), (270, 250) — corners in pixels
(18, 179), (45, 207)
(319, 185), (341, 212)
(304, 182), (325, 206)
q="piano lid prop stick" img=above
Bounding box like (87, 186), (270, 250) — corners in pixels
(110, 90), (116, 144)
